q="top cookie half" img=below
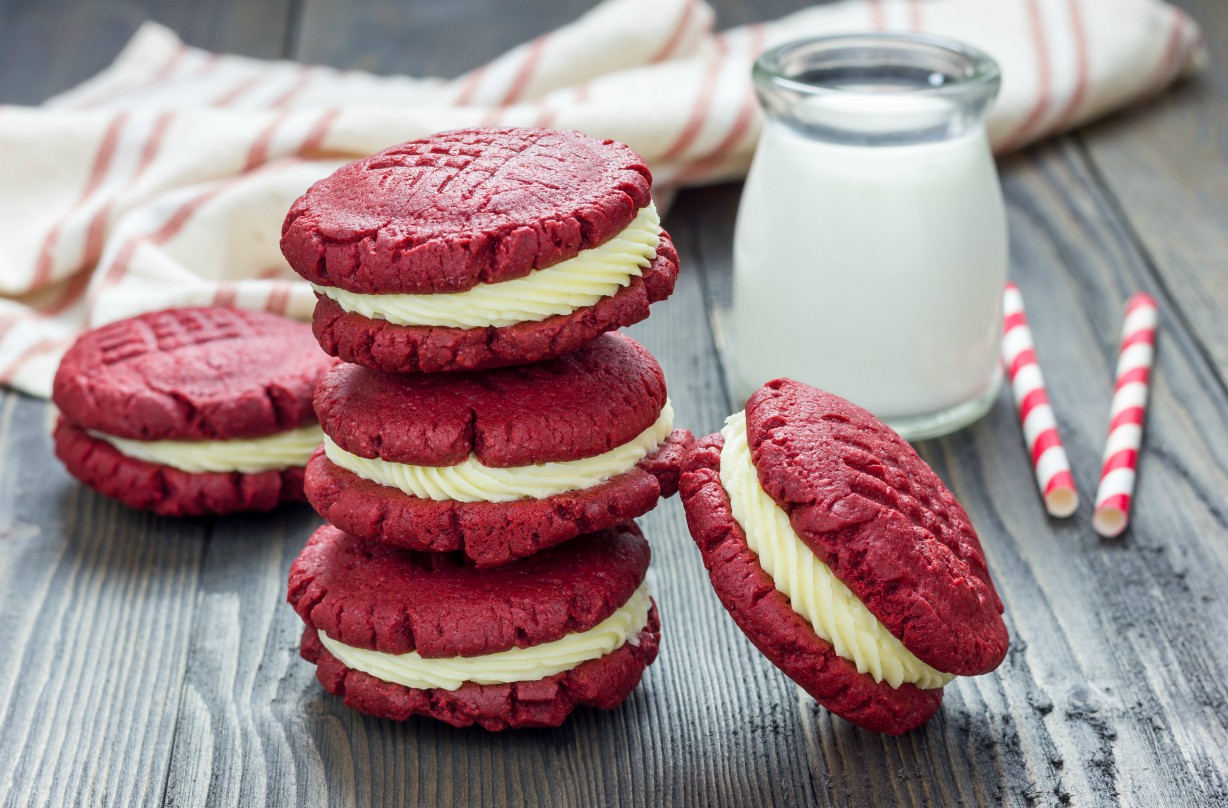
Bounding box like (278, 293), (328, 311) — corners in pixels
(282, 127), (653, 293)
(279, 128), (678, 373)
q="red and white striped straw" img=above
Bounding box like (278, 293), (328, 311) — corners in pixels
(1093, 293), (1159, 538)
(1002, 283), (1079, 518)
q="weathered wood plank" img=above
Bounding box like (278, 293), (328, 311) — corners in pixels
(1075, 0), (1228, 387)
(159, 507), (330, 808)
(0, 392), (209, 808)
(294, 0), (583, 77)
(0, 0), (295, 105)
(950, 142), (1228, 808)
(0, 0), (297, 806)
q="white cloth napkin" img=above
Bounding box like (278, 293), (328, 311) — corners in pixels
(0, 0), (1204, 396)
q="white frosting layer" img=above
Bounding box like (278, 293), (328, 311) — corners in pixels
(324, 401), (673, 503)
(318, 584), (652, 691)
(719, 412), (953, 690)
(93, 423), (323, 474)
(312, 202), (662, 328)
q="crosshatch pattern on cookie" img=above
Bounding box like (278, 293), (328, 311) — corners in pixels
(92, 308), (256, 366)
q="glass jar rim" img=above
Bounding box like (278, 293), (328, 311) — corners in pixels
(754, 32), (1002, 99)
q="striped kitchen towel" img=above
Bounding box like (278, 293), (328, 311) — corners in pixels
(0, 0), (1204, 396)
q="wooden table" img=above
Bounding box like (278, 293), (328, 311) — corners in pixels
(2, 1), (1227, 805)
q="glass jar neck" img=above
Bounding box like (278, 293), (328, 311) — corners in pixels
(754, 34), (1001, 147)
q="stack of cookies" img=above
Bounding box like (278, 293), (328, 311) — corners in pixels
(281, 127), (691, 730)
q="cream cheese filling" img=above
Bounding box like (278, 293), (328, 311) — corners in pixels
(91, 423), (323, 474)
(312, 202), (662, 328)
(318, 583), (652, 691)
(323, 400), (673, 503)
(719, 412), (954, 690)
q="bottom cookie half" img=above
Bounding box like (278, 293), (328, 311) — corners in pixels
(304, 430), (692, 567)
(311, 235), (679, 374)
(301, 605), (661, 730)
(54, 417), (307, 516)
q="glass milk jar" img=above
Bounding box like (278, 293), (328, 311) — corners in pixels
(732, 34), (1007, 440)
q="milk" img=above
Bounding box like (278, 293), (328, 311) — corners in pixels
(731, 115), (1007, 426)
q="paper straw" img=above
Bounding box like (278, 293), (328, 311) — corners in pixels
(1002, 283), (1079, 517)
(1092, 293), (1159, 538)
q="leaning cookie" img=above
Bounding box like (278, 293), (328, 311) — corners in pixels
(288, 522), (660, 730)
(52, 307), (334, 516)
(281, 127), (678, 373)
(679, 379), (1009, 734)
(306, 332), (692, 567)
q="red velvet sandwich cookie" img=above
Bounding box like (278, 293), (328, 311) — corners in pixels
(306, 332), (692, 567)
(281, 127), (679, 373)
(288, 522), (660, 730)
(52, 307), (334, 516)
(679, 379), (1009, 734)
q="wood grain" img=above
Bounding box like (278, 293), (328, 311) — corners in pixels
(2, 0), (1228, 806)
(294, 0), (582, 78)
(0, 393), (208, 808)
(1073, 0), (1228, 389)
(0, 0), (295, 105)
